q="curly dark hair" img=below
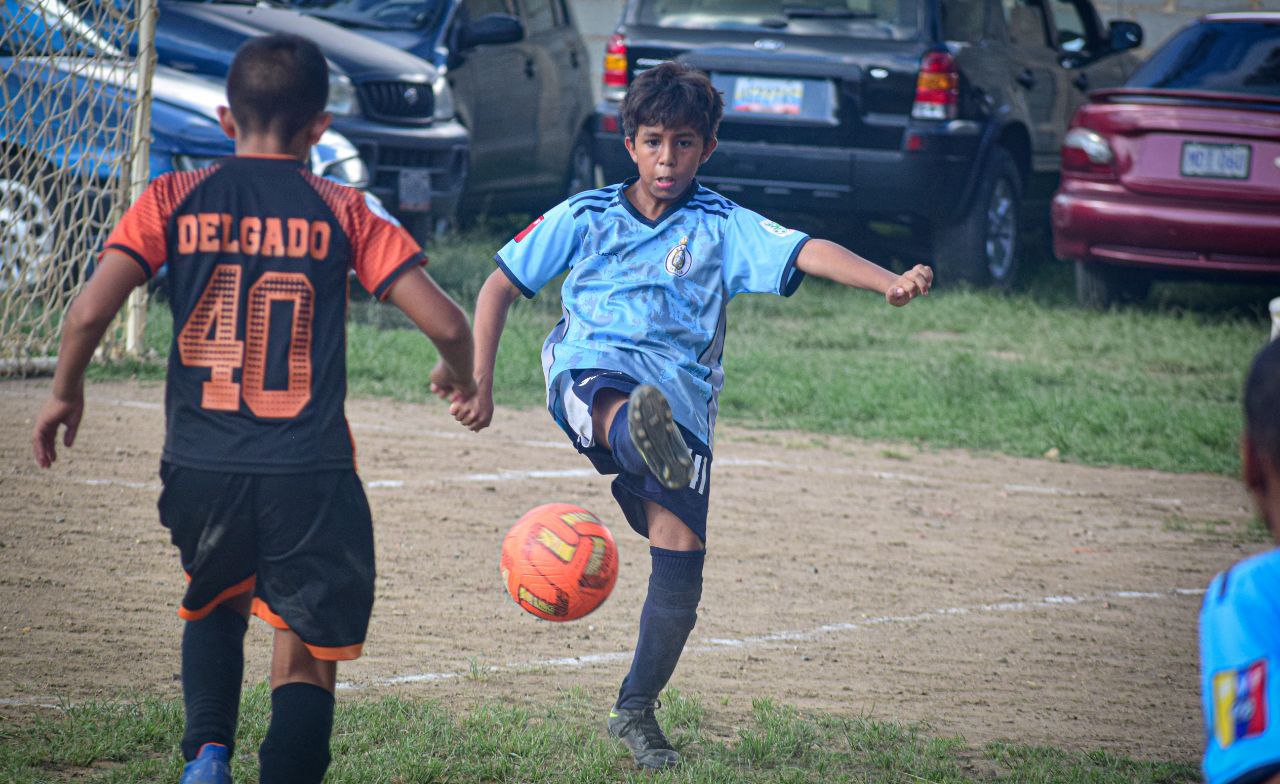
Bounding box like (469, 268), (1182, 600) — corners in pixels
(1245, 338), (1280, 467)
(619, 61), (724, 143)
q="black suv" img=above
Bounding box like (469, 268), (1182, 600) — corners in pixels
(282, 0), (597, 216)
(595, 0), (1143, 285)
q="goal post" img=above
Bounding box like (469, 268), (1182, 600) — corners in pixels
(0, 0), (158, 375)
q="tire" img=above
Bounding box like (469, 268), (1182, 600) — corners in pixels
(562, 131), (596, 200)
(0, 157), (59, 292)
(931, 145), (1023, 287)
(1074, 261), (1151, 309)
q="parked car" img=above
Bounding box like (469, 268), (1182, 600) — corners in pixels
(153, 0), (477, 237)
(595, 0), (1143, 286)
(280, 0), (597, 214)
(1052, 12), (1280, 308)
(1, 0), (369, 288)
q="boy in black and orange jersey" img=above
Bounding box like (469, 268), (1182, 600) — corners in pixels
(31, 34), (475, 784)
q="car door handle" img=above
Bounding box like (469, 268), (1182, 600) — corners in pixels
(1016, 69), (1036, 89)
(570, 49), (580, 69)
(1073, 72), (1089, 91)
(524, 59), (535, 79)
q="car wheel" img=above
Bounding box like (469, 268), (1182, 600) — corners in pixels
(931, 145), (1022, 287)
(0, 163), (58, 292)
(563, 132), (595, 200)
(1074, 261), (1151, 309)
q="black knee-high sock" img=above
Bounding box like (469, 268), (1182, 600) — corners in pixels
(616, 547), (704, 710)
(258, 682), (335, 784)
(180, 605), (248, 761)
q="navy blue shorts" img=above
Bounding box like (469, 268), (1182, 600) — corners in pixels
(548, 369), (711, 543)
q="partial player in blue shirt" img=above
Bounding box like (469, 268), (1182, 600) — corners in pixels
(1200, 338), (1280, 784)
(443, 61), (932, 771)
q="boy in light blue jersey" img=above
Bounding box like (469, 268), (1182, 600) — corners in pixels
(1200, 338), (1280, 784)
(445, 62), (932, 770)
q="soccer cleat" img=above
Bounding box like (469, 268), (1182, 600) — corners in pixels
(607, 704), (680, 770)
(627, 385), (694, 490)
(180, 742), (231, 784)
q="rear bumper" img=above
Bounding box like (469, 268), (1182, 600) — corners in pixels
(332, 116), (469, 219)
(1052, 179), (1280, 274)
(593, 110), (976, 223)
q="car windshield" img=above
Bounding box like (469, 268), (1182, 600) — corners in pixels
(1126, 20), (1280, 98)
(636, 0), (918, 39)
(285, 0), (447, 31)
(0, 0), (124, 57)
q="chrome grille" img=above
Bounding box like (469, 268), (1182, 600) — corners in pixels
(358, 81), (434, 123)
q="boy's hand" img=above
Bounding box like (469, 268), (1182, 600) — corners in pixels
(33, 393), (84, 468)
(450, 384), (494, 432)
(886, 264), (933, 307)
(429, 360), (478, 403)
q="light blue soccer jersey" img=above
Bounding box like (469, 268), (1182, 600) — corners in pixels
(495, 178), (809, 448)
(1200, 548), (1280, 784)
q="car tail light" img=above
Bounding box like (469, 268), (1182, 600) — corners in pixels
(911, 51), (957, 120)
(604, 33), (628, 102)
(1062, 127), (1117, 179)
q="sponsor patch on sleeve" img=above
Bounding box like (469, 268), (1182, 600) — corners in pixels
(515, 215), (545, 243)
(1213, 658), (1268, 748)
(759, 219), (795, 237)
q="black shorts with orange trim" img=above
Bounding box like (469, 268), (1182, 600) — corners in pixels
(158, 463), (375, 661)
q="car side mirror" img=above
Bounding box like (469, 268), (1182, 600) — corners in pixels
(1107, 20), (1142, 53)
(458, 13), (524, 51)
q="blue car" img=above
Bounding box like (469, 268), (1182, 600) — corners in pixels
(1, 0), (368, 288)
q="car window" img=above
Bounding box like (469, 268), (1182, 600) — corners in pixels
(521, 0), (556, 34)
(1127, 20), (1280, 98)
(1001, 0), (1047, 47)
(0, 0), (121, 57)
(464, 0), (515, 18)
(1047, 0), (1089, 52)
(941, 0), (985, 42)
(636, 0), (919, 41)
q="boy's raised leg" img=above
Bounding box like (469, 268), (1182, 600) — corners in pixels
(180, 593), (251, 784)
(595, 385), (695, 490)
(258, 630), (337, 784)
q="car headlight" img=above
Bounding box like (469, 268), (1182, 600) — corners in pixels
(312, 130), (369, 188)
(327, 72), (357, 116)
(172, 154), (220, 172)
(432, 73), (455, 122)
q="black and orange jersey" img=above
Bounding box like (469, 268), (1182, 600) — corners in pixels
(103, 155), (424, 473)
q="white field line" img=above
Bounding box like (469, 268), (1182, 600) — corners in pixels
(334, 587), (1204, 691)
(13, 392), (1190, 503)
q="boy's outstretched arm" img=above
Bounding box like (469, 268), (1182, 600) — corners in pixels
(33, 252), (147, 468)
(795, 239), (932, 306)
(450, 268), (522, 432)
(385, 268), (477, 403)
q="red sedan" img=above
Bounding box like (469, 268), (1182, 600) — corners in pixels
(1052, 13), (1280, 307)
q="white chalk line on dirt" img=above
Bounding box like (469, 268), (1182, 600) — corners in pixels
(333, 587), (1205, 691)
(7, 390), (1193, 504)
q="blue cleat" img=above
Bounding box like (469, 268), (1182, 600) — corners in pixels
(180, 742), (231, 784)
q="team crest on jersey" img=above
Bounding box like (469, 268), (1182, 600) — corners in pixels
(664, 236), (692, 277)
(759, 219), (794, 237)
(1213, 659), (1268, 748)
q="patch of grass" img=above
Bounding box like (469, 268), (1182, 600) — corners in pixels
(1163, 515), (1271, 545)
(86, 229), (1275, 476)
(0, 687), (1199, 783)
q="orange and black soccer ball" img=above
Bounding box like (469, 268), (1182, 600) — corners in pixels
(500, 503), (619, 621)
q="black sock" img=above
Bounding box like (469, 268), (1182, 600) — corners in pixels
(258, 682), (335, 784)
(616, 547), (705, 710)
(180, 605), (248, 761)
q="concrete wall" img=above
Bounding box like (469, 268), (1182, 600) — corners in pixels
(568, 0), (1280, 102)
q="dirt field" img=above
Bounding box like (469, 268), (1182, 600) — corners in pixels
(0, 379), (1262, 761)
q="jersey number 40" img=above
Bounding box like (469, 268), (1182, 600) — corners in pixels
(178, 264), (314, 419)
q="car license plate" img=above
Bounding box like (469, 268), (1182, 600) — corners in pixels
(1181, 142), (1251, 180)
(732, 77), (804, 116)
(398, 169), (432, 212)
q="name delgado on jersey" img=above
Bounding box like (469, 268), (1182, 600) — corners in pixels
(175, 212), (333, 260)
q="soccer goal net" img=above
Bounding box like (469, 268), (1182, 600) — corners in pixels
(1, 0), (157, 376)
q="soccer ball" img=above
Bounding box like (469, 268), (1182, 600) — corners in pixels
(500, 503), (619, 621)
